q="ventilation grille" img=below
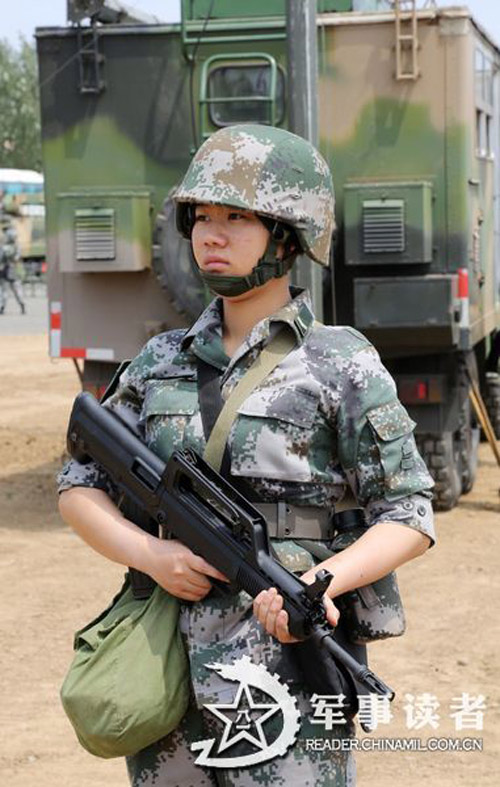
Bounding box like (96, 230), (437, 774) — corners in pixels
(363, 200), (405, 254)
(75, 209), (115, 260)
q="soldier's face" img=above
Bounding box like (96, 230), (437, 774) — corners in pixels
(191, 204), (270, 276)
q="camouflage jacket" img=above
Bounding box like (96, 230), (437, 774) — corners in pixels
(58, 288), (435, 544)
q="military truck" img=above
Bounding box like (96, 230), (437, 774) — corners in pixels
(36, 0), (500, 509)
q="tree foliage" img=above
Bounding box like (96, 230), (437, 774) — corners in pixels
(0, 38), (42, 171)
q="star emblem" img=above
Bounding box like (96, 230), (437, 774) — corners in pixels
(204, 682), (281, 753)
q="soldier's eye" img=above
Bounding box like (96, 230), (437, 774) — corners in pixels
(228, 212), (246, 221)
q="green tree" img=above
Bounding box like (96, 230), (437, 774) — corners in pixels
(0, 38), (42, 171)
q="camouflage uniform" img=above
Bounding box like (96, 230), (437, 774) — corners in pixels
(0, 222), (25, 315)
(58, 288), (435, 786)
(58, 126), (435, 785)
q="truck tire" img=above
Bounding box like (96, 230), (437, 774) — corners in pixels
(416, 432), (462, 511)
(458, 397), (479, 495)
(153, 195), (205, 322)
(484, 372), (500, 439)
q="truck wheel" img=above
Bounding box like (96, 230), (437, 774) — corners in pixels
(484, 372), (500, 439)
(153, 194), (205, 322)
(416, 433), (461, 511)
(458, 397), (479, 495)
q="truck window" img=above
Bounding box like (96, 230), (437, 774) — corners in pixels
(207, 64), (285, 126)
(475, 46), (494, 158)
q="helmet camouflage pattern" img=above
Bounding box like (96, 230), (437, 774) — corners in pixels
(174, 124), (335, 266)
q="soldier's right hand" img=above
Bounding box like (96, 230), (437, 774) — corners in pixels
(147, 539), (230, 601)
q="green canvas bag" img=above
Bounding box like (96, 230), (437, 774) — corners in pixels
(60, 575), (190, 758)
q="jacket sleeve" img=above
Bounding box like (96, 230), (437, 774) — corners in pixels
(56, 352), (148, 496)
(336, 343), (436, 545)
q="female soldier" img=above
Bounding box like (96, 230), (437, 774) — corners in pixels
(58, 124), (435, 786)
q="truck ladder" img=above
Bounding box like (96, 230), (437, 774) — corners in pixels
(394, 0), (419, 81)
(76, 25), (105, 94)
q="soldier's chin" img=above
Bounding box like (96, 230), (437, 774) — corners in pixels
(203, 264), (231, 273)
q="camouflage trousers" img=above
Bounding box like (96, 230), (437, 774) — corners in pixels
(0, 275), (25, 313)
(126, 551), (356, 787)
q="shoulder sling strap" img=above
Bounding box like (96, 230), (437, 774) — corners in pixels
(202, 327), (296, 472)
(197, 322), (356, 540)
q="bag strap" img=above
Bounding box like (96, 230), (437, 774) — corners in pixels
(197, 358), (226, 443)
(203, 327), (296, 472)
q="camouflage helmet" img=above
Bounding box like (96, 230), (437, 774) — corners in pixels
(174, 124), (335, 266)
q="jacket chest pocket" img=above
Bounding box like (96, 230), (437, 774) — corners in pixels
(140, 378), (200, 462)
(229, 387), (320, 482)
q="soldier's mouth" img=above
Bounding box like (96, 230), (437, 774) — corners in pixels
(203, 258), (231, 271)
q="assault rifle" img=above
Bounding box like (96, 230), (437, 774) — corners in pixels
(66, 392), (395, 701)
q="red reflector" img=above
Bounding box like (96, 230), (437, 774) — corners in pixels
(458, 268), (469, 298)
(398, 379), (431, 404)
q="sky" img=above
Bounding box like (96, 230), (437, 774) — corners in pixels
(3, 1), (500, 50)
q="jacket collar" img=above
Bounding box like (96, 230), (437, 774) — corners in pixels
(180, 287), (315, 357)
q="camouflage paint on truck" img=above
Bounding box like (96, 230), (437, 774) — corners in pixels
(36, 18), (288, 364)
(37, 2), (500, 508)
(38, 5), (499, 364)
(37, 26), (191, 363)
(316, 8), (499, 353)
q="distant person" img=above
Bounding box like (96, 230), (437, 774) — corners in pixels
(0, 224), (26, 315)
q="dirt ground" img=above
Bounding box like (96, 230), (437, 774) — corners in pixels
(0, 333), (498, 786)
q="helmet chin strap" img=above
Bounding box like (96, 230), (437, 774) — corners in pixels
(198, 238), (295, 298)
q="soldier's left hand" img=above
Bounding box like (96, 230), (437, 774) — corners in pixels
(253, 584), (339, 644)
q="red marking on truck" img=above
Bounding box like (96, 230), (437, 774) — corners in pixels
(61, 348), (86, 358)
(458, 268), (469, 298)
(49, 301), (115, 361)
(458, 268), (470, 328)
(49, 301), (62, 357)
(50, 312), (61, 330)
